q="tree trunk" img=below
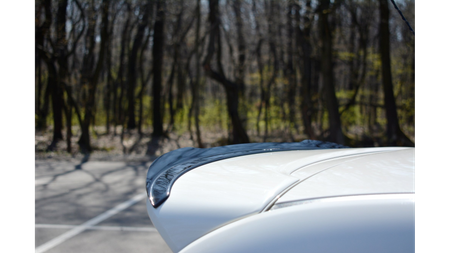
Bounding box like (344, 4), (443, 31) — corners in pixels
(286, 2), (298, 134)
(203, 0), (249, 144)
(63, 99), (72, 153)
(193, 0), (203, 147)
(78, 0), (110, 152)
(294, 1), (316, 139)
(105, 22), (114, 135)
(115, 4), (131, 134)
(146, 0), (166, 156)
(318, 0), (344, 144)
(50, 79), (64, 144)
(138, 24), (153, 135)
(263, 0), (279, 141)
(47, 0), (68, 149)
(35, 0), (52, 131)
(151, 0), (166, 138)
(339, 2), (369, 116)
(378, 0), (413, 146)
(127, 3), (152, 130)
(252, 0), (264, 137)
(232, 0), (248, 130)
(49, 0), (70, 150)
(36, 74), (51, 131)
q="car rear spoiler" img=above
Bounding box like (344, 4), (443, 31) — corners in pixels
(146, 140), (348, 208)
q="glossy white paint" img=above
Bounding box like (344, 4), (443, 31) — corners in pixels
(146, 147), (414, 252)
(180, 194), (415, 253)
(278, 148), (414, 203)
(147, 152), (300, 252)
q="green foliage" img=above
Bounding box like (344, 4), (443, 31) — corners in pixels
(245, 96), (292, 133)
(172, 103), (191, 135)
(336, 51), (356, 62)
(93, 110), (108, 126)
(336, 89), (354, 101)
(200, 99), (228, 130)
(341, 106), (360, 127)
(367, 48), (382, 77)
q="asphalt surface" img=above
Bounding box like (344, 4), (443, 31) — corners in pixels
(35, 158), (172, 253)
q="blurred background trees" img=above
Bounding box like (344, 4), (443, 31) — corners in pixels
(35, 0), (415, 155)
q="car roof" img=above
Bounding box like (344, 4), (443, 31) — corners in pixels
(276, 148), (414, 205)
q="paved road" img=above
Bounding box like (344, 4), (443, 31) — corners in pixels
(35, 158), (172, 253)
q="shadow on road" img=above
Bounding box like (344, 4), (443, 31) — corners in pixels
(75, 154), (91, 170)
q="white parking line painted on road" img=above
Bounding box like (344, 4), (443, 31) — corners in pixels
(35, 224), (158, 232)
(35, 192), (147, 253)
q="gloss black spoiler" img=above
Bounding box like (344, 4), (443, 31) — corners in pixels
(145, 140), (348, 208)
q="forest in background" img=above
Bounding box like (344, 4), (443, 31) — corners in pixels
(35, 0), (415, 156)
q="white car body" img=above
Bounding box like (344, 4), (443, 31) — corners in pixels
(145, 141), (414, 253)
